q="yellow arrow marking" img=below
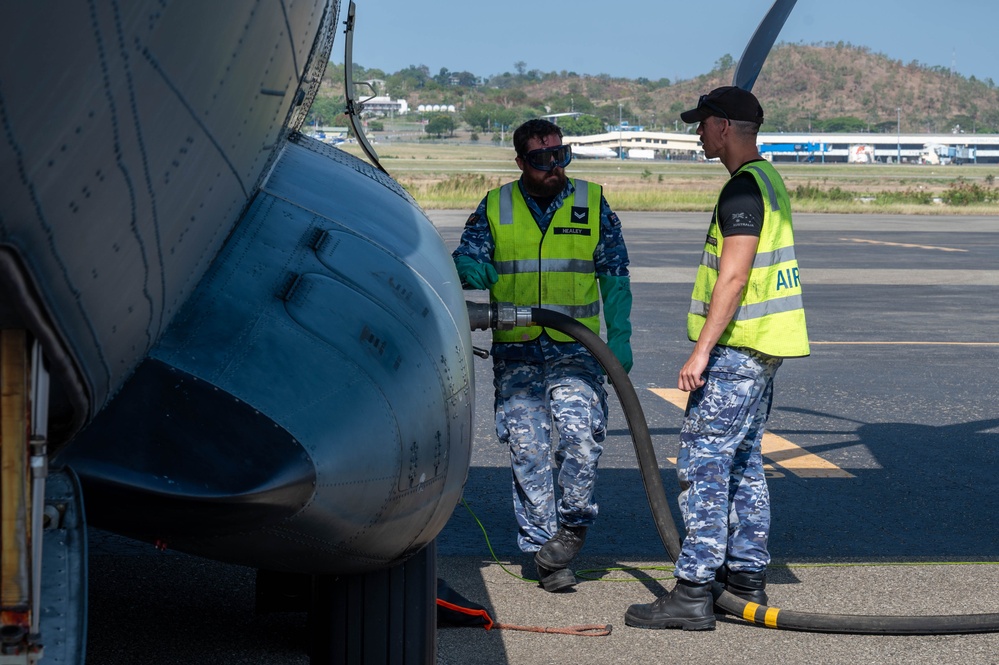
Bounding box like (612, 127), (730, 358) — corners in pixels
(648, 388), (853, 478)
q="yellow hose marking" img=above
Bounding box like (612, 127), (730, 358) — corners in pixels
(649, 388), (854, 478)
(739, 601), (779, 627)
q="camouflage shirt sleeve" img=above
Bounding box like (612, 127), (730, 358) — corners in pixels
(593, 195), (630, 277)
(450, 195), (494, 263)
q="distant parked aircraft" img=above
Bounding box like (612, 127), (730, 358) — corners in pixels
(572, 145), (619, 159)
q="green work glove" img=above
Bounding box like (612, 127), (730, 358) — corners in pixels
(454, 255), (499, 290)
(598, 275), (634, 373)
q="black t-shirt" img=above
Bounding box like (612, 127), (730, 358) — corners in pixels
(717, 161), (765, 237)
(530, 194), (556, 214)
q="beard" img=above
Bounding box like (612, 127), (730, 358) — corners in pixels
(523, 169), (567, 198)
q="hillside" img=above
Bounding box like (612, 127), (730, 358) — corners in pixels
(315, 43), (999, 135)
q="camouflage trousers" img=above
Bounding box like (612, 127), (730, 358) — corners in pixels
(493, 355), (607, 553)
(675, 345), (783, 583)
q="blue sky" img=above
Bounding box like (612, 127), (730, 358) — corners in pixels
(347, 0), (998, 85)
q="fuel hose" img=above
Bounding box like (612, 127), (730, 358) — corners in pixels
(467, 301), (999, 635)
(528, 307), (683, 563)
(466, 301), (681, 562)
(713, 590), (999, 634)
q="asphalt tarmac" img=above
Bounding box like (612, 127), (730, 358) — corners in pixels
(84, 211), (999, 664)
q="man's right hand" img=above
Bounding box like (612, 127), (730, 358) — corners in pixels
(678, 348), (710, 392)
(454, 255), (499, 290)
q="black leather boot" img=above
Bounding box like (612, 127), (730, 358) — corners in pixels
(716, 566), (768, 605)
(624, 579), (716, 630)
(534, 525), (587, 570)
(536, 563), (577, 592)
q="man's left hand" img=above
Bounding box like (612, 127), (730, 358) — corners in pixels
(608, 338), (633, 373)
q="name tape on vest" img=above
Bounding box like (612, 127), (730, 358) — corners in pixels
(554, 227), (592, 236)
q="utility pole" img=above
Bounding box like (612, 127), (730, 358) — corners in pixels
(618, 103), (623, 160)
(895, 106), (902, 164)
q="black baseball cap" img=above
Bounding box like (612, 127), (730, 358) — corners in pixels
(680, 86), (764, 124)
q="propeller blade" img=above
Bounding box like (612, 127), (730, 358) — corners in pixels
(732, 0), (798, 91)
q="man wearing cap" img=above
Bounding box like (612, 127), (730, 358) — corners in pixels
(625, 87), (809, 630)
(451, 118), (633, 593)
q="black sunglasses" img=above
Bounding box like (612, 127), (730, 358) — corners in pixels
(698, 95), (731, 125)
(522, 145), (572, 171)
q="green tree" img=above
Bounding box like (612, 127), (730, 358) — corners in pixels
(388, 64), (432, 95)
(559, 115), (605, 136)
(433, 67), (451, 86)
(462, 103), (504, 132)
(425, 114), (456, 137)
(512, 105), (545, 128)
(595, 102), (632, 127)
(452, 71), (479, 87)
(542, 93), (594, 115)
(821, 116), (867, 132)
(307, 96), (343, 126)
(488, 107), (519, 133)
(713, 54), (735, 74)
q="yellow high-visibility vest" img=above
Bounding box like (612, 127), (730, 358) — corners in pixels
(487, 178), (602, 343)
(687, 161), (810, 357)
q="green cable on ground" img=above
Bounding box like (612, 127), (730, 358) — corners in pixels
(460, 499), (999, 585)
(462, 499), (676, 583)
(461, 498), (537, 583)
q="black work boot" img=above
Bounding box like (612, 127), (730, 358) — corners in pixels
(536, 563), (577, 592)
(715, 566), (768, 609)
(725, 567), (768, 605)
(534, 525), (587, 570)
(624, 579), (716, 631)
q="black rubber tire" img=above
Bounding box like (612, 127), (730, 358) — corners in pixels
(309, 540), (437, 664)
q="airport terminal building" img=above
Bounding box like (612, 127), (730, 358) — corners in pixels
(564, 130), (999, 164)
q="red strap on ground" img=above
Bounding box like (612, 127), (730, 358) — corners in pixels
(493, 622), (612, 636)
(436, 598), (494, 630)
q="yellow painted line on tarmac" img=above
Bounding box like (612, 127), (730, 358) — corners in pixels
(840, 237), (967, 252)
(760, 432), (853, 478)
(648, 388), (854, 479)
(649, 387), (689, 410)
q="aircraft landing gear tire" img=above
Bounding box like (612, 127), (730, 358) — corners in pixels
(308, 540), (437, 665)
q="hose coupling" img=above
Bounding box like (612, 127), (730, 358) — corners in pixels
(465, 301), (534, 331)
(497, 303), (534, 330)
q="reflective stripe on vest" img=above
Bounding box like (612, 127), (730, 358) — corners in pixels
(488, 178), (602, 343)
(687, 161), (810, 357)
